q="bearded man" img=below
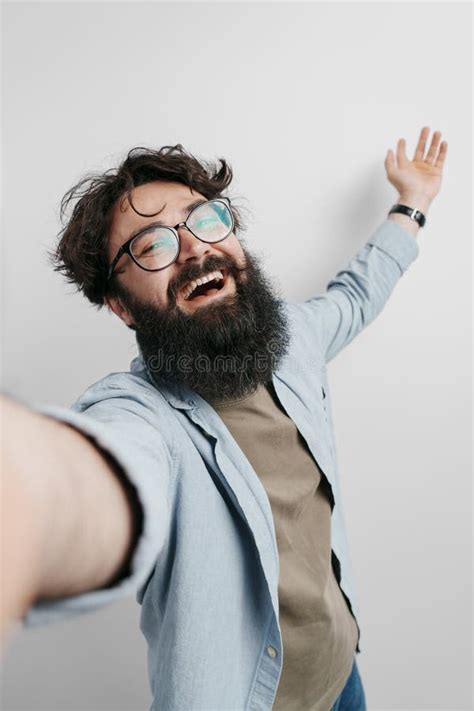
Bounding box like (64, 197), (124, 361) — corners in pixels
(1, 127), (447, 711)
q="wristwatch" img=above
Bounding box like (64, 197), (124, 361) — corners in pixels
(388, 203), (426, 228)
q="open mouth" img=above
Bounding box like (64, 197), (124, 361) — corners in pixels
(179, 268), (231, 304)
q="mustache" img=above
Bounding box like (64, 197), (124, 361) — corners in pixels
(168, 254), (247, 301)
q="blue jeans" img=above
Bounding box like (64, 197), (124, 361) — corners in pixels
(330, 658), (366, 711)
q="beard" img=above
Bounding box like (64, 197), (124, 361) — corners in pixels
(114, 245), (290, 403)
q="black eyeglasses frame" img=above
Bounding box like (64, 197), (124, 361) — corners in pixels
(106, 197), (234, 282)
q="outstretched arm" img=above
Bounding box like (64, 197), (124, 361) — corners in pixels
(298, 126), (448, 364)
(0, 394), (141, 648)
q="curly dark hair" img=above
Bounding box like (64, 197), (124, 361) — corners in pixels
(48, 144), (249, 308)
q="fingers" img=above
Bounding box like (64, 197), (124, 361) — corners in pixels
(392, 127), (448, 168)
(414, 126), (430, 161)
(435, 140), (448, 168)
(384, 148), (396, 173)
(425, 130), (442, 165)
(396, 138), (409, 167)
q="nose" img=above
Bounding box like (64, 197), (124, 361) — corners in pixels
(175, 225), (213, 266)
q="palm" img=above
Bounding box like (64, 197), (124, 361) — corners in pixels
(384, 127), (448, 202)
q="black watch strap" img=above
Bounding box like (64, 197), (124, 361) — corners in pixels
(388, 203), (426, 228)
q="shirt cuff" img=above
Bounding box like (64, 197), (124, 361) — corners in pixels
(367, 218), (420, 273)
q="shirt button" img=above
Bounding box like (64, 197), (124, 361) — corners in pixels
(266, 645), (277, 658)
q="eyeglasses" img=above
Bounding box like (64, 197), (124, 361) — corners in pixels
(107, 197), (234, 281)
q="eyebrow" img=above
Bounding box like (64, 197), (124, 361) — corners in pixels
(126, 198), (207, 242)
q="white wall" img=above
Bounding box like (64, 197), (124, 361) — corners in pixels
(1, 2), (471, 709)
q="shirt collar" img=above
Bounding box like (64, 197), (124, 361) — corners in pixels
(130, 346), (199, 411)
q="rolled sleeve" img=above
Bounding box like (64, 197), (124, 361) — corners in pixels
(367, 218), (420, 272)
(21, 395), (172, 628)
(290, 218), (420, 364)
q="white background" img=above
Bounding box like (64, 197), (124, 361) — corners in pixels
(1, 2), (472, 710)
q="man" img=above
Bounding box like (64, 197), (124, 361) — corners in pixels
(1, 127), (447, 710)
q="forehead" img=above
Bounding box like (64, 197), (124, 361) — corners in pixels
(107, 180), (206, 257)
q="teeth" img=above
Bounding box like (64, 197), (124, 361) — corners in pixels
(182, 270), (224, 300)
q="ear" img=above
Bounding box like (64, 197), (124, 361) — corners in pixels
(104, 295), (135, 328)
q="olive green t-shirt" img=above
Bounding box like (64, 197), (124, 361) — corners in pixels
(209, 381), (360, 711)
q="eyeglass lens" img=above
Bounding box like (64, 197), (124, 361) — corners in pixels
(130, 200), (233, 271)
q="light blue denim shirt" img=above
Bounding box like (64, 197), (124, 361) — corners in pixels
(23, 218), (419, 711)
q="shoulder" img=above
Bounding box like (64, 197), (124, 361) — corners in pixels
(71, 369), (166, 418)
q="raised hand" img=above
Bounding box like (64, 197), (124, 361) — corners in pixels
(384, 126), (448, 210)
